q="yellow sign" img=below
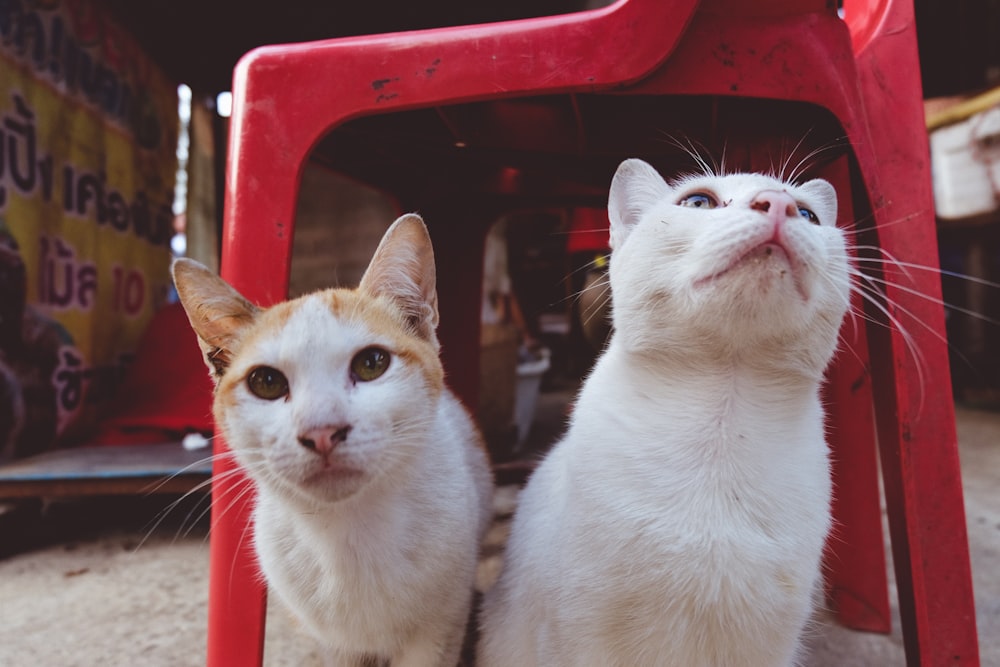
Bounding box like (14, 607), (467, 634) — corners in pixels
(0, 0), (178, 458)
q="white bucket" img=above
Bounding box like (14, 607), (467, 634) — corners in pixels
(514, 347), (551, 447)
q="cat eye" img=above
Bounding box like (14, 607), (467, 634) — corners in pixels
(677, 192), (719, 209)
(798, 206), (820, 225)
(247, 366), (289, 400)
(351, 347), (391, 382)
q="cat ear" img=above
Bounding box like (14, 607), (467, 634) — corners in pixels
(796, 178), (838, 226)
(171, 258), (260, 380)
(359, 214), (440, 345)
(608, 159), (671, 249)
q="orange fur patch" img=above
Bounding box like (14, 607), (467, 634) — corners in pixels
(210, 285), (446, 428)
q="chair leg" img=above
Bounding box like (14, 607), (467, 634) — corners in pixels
(206, 448), (267, 667)
(825, 318), (892, 633)
(866, 278), (980, 666)
(424, 208), (491, 413)
(851, 0), (980, 657)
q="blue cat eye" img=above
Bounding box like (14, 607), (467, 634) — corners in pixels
(677, 192), (719, 209)
(798, 207), (820, 224)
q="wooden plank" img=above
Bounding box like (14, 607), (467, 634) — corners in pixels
(0, 443), (213, 498)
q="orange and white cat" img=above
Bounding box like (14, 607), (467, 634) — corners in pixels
(173, 214), (493, 667)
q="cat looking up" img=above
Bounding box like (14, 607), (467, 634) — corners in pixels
(478, 159), (851, 667)
(173, 214), (493, 667)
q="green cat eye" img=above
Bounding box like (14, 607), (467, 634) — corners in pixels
(678, 192), (718, 209)
(351, 347), (391, 382)
(247, 366), (289, 400)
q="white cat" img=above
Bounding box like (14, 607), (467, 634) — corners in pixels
(173, 214), (493, 667)
(478, 159), (851, 667)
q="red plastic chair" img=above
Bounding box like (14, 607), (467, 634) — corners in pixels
(93, 303), (214, 445)
(208, 0), (980, 664)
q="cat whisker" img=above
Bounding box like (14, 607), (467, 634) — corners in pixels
(558, 254), (610, 285)
(819, 257), (928, 381)
(829, 289), (880, 371)
(717, 139), (730, 176)
(658, 133), (720, 177)
(571, 270), (610, 297)
(139, 471), (216, 534)
(775, 131), (814, 183)
(579, 282), (613, 329)
(842, 297), (892, 333)
(845, 242), (999, 384)
(368, 451), (419, 480)
(226, 489), (263, 591)
(833, 194), (932, 250)
(136, 459), (256, 550)
(854, 255), (1000, 290)
(847, 266), (985, 408)
(833, 323), (873, 374)
(552, 274), (610, 309)
(191, 461), (266, 519)
(141, 446), (225, 496)
(174, 461), (265, 548)
(211, 475), (260, 553)
(854, 269), (1000, 327)
(134, 491), (210, 552)
(846, 275), (930, 405)
(838, 294), (929, 384)
(845, 226), (996, 319)
(783, 136), (849, 185)
(134, 446), (233, 548)
(844, 208), (926, 237)
(850, 245), (917, 284)
(556, 277), (612, 321)
(839, 303), (927, 410)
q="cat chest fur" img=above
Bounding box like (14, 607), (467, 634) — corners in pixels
(254, 492), (449, 651)
(523, 357), (833, 665)
(569, 350), (833, 568)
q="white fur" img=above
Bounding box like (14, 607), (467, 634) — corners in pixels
(219, 299), (492, 666)
(478, 160), (851, 667)
(175, 215), (493, 667)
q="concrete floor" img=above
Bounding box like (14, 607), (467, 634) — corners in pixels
(0, 403), (996, 666)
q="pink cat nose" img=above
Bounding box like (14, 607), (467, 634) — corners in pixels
(298, 425), (352, 455)
(750, 190), (798, 220)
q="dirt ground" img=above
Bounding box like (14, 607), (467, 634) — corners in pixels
(0, 404), (997, 666)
